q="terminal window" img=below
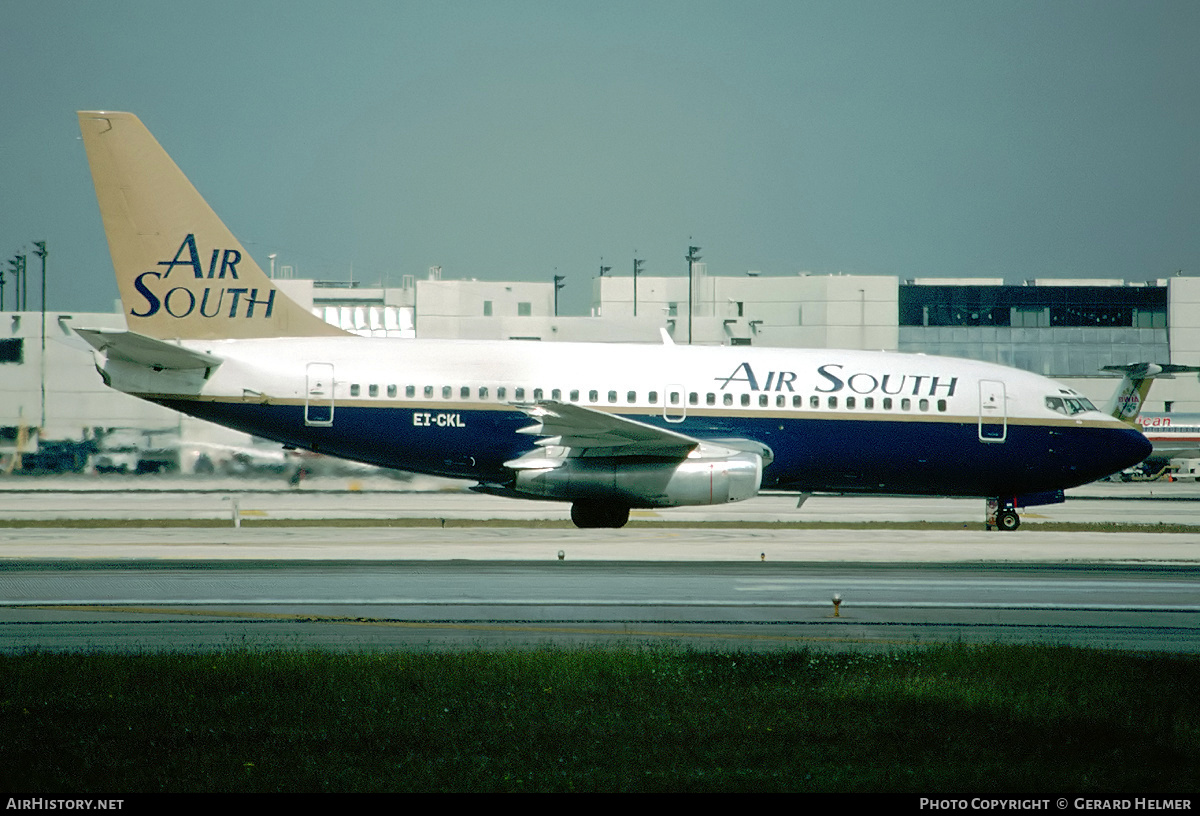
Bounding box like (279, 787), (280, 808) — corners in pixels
(899, 285), (1167, 328)
(0, 339), (22, 364)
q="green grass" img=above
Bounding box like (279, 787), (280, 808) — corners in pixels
(2, 644), (1198, 793)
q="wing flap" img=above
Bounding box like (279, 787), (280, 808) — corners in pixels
(512, 401), (699, 458)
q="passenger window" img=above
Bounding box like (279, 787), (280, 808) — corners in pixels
(649, 391), (658, 404)
(552, 389), (561, 400)
(608, 390), (618, 403)
(515, 387), (525, 400)
(689, 392), (698, 405)
(883, 397), (892, 410)
(570, 389), (579, 402)
(937, 399), (947, 412)
(628, 391), (637, 404)
(369, 384), (379, 397)
(828, 396), (837, 409)
(497, 387), (507, 400)
(919, 398), (929, 411)
(589, 390), (598, 402)
(810, 395), (819, 409)
(846, 396), (855, 409)
(741, 394), (750, 407)
(479, 387), (489, 399)
(424, 385), (433, 398)
(776, 395), (785, 408)
(864, 397), (874, 409)
(442, 386), (452, 399)
(534, 388), (544, 400)
(901, 398), (911, 410)
(460, 386), (470, 399)
(350, 384), (360, 397)
(404, 385), (413, 398)
(792, 395), (801, 408)
(707, 393), (715, 406)
(759, 394), (768, 407)
(723, 394), (733, 406)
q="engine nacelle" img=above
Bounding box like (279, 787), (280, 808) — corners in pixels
(512, 451), (763, 508)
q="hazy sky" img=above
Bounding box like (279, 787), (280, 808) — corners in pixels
(3, 0), (1199, 315)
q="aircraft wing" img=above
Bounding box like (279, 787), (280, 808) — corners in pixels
(513, 400), (700, 458)
(74, 328), (222, 371)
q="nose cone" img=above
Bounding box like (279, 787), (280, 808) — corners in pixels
(1104, 425), (1153, 476)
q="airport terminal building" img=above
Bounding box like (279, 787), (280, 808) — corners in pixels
(3, 268), (1199, 470)
(277, 267), (1199, 410)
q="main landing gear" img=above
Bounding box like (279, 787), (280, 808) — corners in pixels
(570, 501), (631, 529)
(985, 497), (1020, 532)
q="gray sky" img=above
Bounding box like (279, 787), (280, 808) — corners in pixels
(3, 0), (1199, 316)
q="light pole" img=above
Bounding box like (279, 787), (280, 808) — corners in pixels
(553, 274), (566, 316)
(32, 242), (47, 429)
(8, 255), (26, 312)
(686, 245), (701, 344)
(633, 257), (644, 317)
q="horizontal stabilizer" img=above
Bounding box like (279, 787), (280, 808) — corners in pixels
(74, 328), (221, 371)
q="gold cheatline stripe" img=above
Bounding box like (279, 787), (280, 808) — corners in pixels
(131, 394), (1118, 429)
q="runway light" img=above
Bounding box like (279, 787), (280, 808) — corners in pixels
(557, 550), (565, 561)
(832, 594), (842, 617)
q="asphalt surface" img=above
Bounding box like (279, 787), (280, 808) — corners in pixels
(1, 475), (1197, 654)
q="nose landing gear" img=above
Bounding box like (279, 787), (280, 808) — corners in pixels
(985, 497), (1021, 531)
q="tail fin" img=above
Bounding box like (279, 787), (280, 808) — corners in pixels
(77, 111), (346, 340)
(1102, 363), (1200, 421)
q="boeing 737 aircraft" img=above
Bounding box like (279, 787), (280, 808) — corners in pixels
(74, 111), (1151, 531)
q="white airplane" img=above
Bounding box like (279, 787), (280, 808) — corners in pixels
(1135, 414), (1200, 462)
(74, 111), (1151, 531)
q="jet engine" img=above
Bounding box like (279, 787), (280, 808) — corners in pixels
(510, 447), (765, 508)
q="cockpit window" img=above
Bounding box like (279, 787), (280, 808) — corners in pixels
(1045, 395), (1097, 416)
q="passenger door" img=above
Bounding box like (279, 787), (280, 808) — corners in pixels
(978, 379), (1007, 442)
(305, 362), (335, 427)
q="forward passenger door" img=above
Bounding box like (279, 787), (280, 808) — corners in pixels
(978, 379), (1007, 442)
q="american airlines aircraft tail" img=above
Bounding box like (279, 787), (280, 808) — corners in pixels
(75, 111), (1153, 531)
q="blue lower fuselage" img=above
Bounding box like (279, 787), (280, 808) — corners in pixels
(158, 398), (1151, 499)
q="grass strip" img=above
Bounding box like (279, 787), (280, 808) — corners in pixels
(2, 644), (1198, 793)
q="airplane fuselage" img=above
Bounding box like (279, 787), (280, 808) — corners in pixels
(115, 337), (1150, 499)
(74, 110), (1153, 529)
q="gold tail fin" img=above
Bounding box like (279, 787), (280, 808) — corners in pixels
(77, 111), (346, 340)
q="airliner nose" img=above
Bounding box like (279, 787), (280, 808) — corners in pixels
(1107, 425), (1153, 474)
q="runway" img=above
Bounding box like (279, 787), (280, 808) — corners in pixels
(1, 477), (1198, 654)
(3, 558), (1198, 654)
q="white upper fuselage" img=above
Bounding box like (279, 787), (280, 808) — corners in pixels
(174, 337), (1095, 423)
(99, 335), (1149, 500)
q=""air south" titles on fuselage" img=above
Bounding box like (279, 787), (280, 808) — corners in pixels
(715, 362), (958, 398)
(129, 234), (275, 320)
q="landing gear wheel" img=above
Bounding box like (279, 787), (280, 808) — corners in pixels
(570, 501), (630, 529)
(997, 509), (1020, 532)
